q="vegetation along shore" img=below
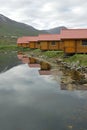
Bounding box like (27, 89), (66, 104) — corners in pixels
(17, 48), (87, 90)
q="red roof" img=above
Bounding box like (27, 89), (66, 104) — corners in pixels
(17, 37), (29, 44)
(61, 29), (87, 39)
(38, 34), (61, 41)
(17, 36), (38, 44)
(28, 36), (38, 42)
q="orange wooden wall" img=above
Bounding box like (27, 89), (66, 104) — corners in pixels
(63, 39), (87, 53)
(40, 41), (62, 51)
(29, 42), (36, 49)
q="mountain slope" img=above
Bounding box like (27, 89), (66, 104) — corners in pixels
(46, 26), (67, 34)
(0, 14), (46, 36)
(0, 14), (67, 36)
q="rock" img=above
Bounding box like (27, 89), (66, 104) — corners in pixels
(83, 84), (87, 87)
(40, 61), (51, 70)
(66, 84), (73, 90)
(56, 58), (63, 63)
(68, 125), (73, 129)
(29, 57), (38, 64)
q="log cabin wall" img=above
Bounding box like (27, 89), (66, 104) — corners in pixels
(26, 43), (30, 48)
(49, 41), (59, 50)
(29, 42), (36, 49)
(60, 29), (87, 54)
(18, 43), (22, 47)
(22, 43), (29, 48)
(59, 41), (64, 51)
(63, 39), (76, 53)
(63, 39), (87, 53)
(40, 41), (62, 51)
(36, 42), (41, 49)
(40, 41), (49, 50)
(76, 40), (87, 53)
(22, 43), (26, 47)
(38, 34), (61, 51)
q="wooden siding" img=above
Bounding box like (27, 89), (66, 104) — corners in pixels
(29, 42), (36, 49)
(63, 39), (87, 53)
(40, 41), (49, 50)
(18, 43), (22, 47)
(63, 40), (76, 53)
(22, 43), (29, 48)
(59, 41), (64, 51)
(36, 42), (41, 49)
(40, 41), (62, 51)
(49, 41), (59, 50)
(18, 43), (29, 47)
(76, 40), (87, 53)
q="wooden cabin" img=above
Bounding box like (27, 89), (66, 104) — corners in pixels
(17, 37), (30, 47)
(38, 34), (62, 51)
(17, 36), (39, 49)
(61, 29), (87, 54)
(28, 36), (38, 49)
(36, 41), (41, 49)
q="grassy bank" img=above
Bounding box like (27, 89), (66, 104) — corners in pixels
(0, 45), (18, 52)
(0, 45), (31, 52)
(23, 48), (87, 67)
(63, 54), (87, 66)
(0, 36), (17, 45)
(0, 45), (87, 67)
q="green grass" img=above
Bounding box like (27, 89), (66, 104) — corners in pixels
(0, 44), (87, 67)
(64, 54), (87, 66)
(43, 51), (63, 58)
(0, 36), (17, 45)
(0, 45), (18, 51)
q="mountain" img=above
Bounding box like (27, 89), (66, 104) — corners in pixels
(0, 14), (67, 37)
(46, 26), (67, 34)
(0, 14), (47, 36)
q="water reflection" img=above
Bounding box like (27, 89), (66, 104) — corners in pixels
(17, 53), (51, 75)
(0, 52), (87, 130)
(0, 51), (22, 73)
(17, 53), (87, 90)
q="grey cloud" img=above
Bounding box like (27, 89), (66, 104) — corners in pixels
(0, 0), (87, 29)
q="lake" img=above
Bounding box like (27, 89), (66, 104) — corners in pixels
(0, 51), (87, 130)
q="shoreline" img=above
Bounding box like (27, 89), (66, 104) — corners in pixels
(1, 47), (87, 90)
(22, 50), (87, 90)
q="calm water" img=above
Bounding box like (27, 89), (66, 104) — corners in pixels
(0, 52), (87, 130)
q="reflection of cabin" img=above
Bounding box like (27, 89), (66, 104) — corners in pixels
(38, 34), (61, 51)
(17, 37), (30, 47)
(29, 57), (38, 64)
(38, 70), (51, 75)
(21, 56), (29, 63)
(61, 29), (87, 54)
(39, 61), (51, 75)
(17, 54), (29, 63)
(28, 64), (40, 68)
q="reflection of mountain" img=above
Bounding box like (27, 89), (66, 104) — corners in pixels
(0, 52), (22, 73)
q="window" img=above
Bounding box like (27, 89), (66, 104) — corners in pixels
(82, 40), (87, 46)
(51, 41), (56, 45)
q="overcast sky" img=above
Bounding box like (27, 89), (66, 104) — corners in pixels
(0, 0), (87, 30)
